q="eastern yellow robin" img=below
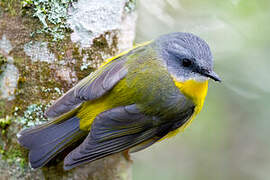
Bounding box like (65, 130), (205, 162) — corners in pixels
(18, 32), (221, 170)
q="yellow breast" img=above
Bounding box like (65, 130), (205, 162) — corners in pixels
(161, 79), (209, 139)
(175, 79), (208, 113)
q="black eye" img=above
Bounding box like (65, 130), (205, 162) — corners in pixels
(182, 58), (192, 67)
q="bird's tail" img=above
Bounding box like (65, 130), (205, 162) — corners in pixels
(17, 108), (87, 169)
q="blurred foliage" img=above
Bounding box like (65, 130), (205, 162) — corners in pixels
(134, 0), (270, 180)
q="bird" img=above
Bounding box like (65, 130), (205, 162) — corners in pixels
(18, 32), (221, 170)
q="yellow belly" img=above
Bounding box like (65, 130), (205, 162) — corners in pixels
(161, 79), (209, 139)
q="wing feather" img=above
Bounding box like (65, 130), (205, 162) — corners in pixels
(45, 43), (151, 118)
(63, 104), (194, 170)
(45, 57), (127, 118)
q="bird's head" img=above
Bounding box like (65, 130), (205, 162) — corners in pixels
(155, 32), (221, 83)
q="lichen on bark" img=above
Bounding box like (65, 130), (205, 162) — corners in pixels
(0, 0), (137, 179)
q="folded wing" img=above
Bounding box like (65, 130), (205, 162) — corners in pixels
(63, 104), (193, 170)
(45, 56), (128, 118)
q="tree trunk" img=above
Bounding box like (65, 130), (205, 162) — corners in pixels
(0, 0), (136, 179)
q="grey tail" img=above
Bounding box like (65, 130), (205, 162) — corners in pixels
(17, 109), (87, 169)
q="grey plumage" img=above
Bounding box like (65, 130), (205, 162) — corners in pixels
(18, 115), (87, 169)
(64, 104), (194, 170)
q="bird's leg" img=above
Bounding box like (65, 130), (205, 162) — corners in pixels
(123, 149), (133, 163)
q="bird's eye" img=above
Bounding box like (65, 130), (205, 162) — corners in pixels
(182, 58), (192, 67)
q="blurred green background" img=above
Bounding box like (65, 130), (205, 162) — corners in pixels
(133, 0), (270, 179)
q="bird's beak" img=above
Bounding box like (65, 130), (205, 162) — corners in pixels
(204, 71), (221, 82)
(196, 66), (222, 82)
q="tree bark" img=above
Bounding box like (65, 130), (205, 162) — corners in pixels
(0, 0), (136, 179)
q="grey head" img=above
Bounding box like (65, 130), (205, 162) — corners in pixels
(155, 32), (221, 82)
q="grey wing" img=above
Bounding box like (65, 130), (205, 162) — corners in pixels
(63, 104), (194, 170)
(45, 57), (128, 118)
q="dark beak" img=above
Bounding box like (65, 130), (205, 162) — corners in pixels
(195, 66), (222, 82)
(203, 71), (221, 82)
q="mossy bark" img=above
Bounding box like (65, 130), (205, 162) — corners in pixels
(0, 0), (136, 179)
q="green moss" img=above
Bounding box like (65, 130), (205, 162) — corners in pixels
(0, 0), (20, 15)
(12, 59), (67, 116)
(0, 116), (11, 128)
(0, 145), (26, 168)
(21, 0), (75, 41)
(0, 100), (7, 117)
(0, 115), (27, 169)
(0, 116), (11, 135)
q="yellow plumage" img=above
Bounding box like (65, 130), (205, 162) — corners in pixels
(77, 79), (134, 130)
(161, 79), (208, 139)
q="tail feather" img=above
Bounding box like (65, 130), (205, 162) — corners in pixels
(18, 114), (87, 169)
